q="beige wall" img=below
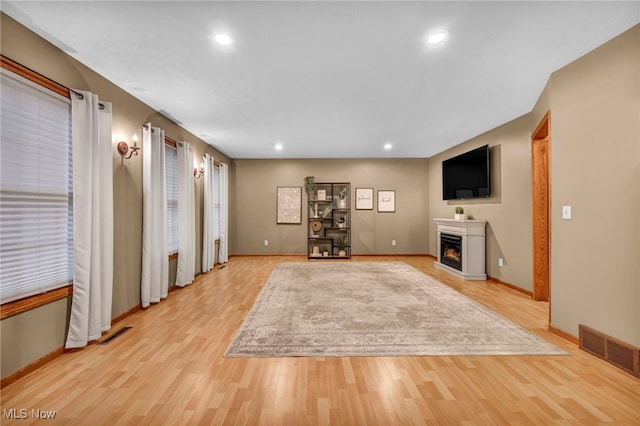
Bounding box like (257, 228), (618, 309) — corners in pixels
(548, 25), (639, 345)
(0, 14), (230, 379)
(232, 159), (430, 255)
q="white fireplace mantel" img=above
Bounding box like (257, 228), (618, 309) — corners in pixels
(434, 218), (487, 280)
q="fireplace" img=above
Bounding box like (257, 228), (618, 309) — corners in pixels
(440, 233), (462, 271)
(434, 219), (487, 280)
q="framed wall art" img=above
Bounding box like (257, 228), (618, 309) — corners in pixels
(277, 186), (302, 224)
(377, 190), (396, 213)
(355, 187), (374, 210)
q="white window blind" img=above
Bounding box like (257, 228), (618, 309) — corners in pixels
(165, 144), (178, 254)
(0, 69), (73, 304)
(213, 165), (220, 240)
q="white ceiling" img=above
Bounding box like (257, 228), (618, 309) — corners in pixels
(3, 1), (639, 159)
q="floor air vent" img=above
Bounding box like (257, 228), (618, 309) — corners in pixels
(98, 326), (132, 345)
(579, 324), (639, 377)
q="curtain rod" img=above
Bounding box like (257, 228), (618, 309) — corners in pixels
(1, 55), (107, 109)
(141, 123), (156, 133)
(69, 88), (105, 110)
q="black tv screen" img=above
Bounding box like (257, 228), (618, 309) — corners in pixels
(442, 145), (490, 200)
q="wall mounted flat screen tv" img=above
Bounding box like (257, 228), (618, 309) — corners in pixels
(442, 144), (490, 200)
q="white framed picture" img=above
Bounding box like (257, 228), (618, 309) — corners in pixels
(377, 190), (395, 213)
(355, 188), (374, 210)
(316, 189), (327, 201)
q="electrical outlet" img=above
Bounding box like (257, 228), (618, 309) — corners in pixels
(392, 240), (396, 246)
(264, 240), (269, 246)
(498, 258), (504, 267)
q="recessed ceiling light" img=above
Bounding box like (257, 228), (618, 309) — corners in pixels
(275, 143), (283, 151)
(384, 143), (393, 150)
(427, 31), (448, 45)
(214, 33), (233, 46)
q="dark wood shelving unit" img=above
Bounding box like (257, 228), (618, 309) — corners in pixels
(307, 182), (350, 259)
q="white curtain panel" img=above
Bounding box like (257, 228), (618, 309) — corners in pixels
(202, 154), (216, 273)
(65, 91), (113, 349)
(176, 142), (195, 286)
(218, 163), (229, 263)
(141, 123), (168, 308)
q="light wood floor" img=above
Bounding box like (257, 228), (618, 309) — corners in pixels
(2, 256), (639, 425)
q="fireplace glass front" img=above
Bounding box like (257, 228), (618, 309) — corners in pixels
(440, 233), (462, 271)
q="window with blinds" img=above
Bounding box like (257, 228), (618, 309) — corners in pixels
(0, 69), (73, 304)
(165, 144), (178, 254)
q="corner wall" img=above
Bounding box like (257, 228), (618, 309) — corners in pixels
(428, 24), (639, 347)
(427, 114), (536, 291)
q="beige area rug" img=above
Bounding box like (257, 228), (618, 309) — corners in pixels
(225, 262), (568, 357)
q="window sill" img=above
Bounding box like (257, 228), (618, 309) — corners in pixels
(0, 285), (73, 320)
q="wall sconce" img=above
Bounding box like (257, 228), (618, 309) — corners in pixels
(193, 162), (204, 179)
(117, 134), (140, 159)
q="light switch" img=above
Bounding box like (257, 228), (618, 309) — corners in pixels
(562, 206), (572, 220)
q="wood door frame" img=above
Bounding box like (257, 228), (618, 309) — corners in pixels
(531, 111), (551, 306)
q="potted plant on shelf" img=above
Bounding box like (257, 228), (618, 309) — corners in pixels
(455, 207), (466, 220)
(337, 235), (347, 257)
(321, 246), (329, 257)
(304, 176), (316, 200)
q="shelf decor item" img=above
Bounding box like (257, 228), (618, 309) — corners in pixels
(337, 235), (347, 257)
(304, 176), (316, 200)
(455, 206), (466, 220)
(337, 186), (347, 208)
(310, 219), (322, 237)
